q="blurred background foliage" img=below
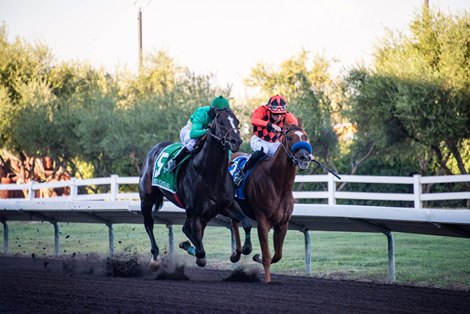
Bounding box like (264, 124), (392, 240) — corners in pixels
(0, 5), (468, 185)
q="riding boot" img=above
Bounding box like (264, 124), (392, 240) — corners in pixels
(167, 147), (190, 172)
(244, 149), (266, 171)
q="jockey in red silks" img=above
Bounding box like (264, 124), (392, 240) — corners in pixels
(250, 94), (298, 156)
(233, 94), (298, 186)
(167, 96), (231, 172)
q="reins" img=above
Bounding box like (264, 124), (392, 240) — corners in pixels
(278, 127), (310, 167)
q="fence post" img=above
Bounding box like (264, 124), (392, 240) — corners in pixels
(384, 231), (396, 282)
(303, 229), (311, 275)
(110, 175), (118, 201)
(1, 219), (8, 254)
(107, 223), (114, 257)
(53, 222), (60, 257)
(167, 224), (174, 258)
(328, 173), (336, 205)
(28, 180), (35, 200)
(70, 178), (78, 200)
(413, 175), (422, 209)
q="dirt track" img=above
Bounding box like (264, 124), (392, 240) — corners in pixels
(0, 255), (469, 314)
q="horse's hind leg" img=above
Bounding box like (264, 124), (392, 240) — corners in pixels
(230, 220), (252, 263)
(272, 222), (288, 264)
(222, 202), (252, 261)
(141, 190), (164, 271)
(242, 226), (252, 255)
(230, 220), (243, 263)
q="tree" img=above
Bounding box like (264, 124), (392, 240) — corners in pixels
(0, 24), (53, 151)
(1, 26), (231, 179)
(345, 6), (470, 175)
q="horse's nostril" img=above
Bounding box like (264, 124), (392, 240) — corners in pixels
(299, 153), (310, 161)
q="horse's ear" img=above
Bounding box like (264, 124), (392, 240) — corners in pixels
(297, 117), (303, 128)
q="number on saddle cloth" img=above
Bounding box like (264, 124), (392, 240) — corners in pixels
(152, 143), (188, 193)
(228, 156), (248, 179)
(229, 156), (248, 199)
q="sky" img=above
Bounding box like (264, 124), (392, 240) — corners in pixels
(1, 0), (469, 99)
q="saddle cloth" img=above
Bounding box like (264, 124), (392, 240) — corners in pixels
(229, 155), (268, 200)
(152, 143), (186, 193)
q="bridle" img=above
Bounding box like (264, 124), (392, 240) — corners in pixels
(208, 109), (240, 149)
(278, 126), (312, 167)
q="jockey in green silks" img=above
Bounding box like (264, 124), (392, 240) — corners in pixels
(167, 96), (231, 172)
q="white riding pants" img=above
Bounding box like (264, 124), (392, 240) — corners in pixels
(250, 135), (281, 157)
(180, 124), (198, 151)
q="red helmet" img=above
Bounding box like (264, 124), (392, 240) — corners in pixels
(266, 95), (287, 113)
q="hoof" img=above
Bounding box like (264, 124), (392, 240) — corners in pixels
(242, 243), (252, 255)
(230, 252), (241, 263)
(179, 240), (192, 250)
(149, 256), (161, 271)
(265, 273), (271, 284)
(253, 253), (262, 264)
(196, 257), (206, 267)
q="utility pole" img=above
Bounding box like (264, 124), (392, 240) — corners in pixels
(138, 7), (143, 71)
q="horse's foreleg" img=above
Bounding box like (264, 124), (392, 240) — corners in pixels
(272, 223), (288, 264)
(180, 216), (196, 256)
(242, 226), (252, 255)
(141, 196), (161, 271)
(182, 214), (207, 267)
(253, 215), (272, 284)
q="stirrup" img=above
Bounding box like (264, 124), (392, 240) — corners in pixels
(167, 159), (178, 172)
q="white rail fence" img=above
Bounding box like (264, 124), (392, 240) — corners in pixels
(1, 173), (469, 205)
(1, 174), (469, 281)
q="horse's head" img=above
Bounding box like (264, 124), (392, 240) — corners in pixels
(281, 119), (312, 170)
(208, 108), (242, 152)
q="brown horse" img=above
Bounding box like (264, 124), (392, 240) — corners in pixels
(231, 121), (312, 283)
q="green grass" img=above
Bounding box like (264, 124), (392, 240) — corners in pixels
(1, 221), (469, 289)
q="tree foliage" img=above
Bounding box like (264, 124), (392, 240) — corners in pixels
(345, 6), (470, 175)
(0, 25), (230, 178)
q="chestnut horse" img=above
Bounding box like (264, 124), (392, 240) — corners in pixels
(231, 121), (312, 283)
(139, 108), (252, 269)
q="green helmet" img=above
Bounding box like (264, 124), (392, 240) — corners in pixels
(210, 96), (230, 110)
